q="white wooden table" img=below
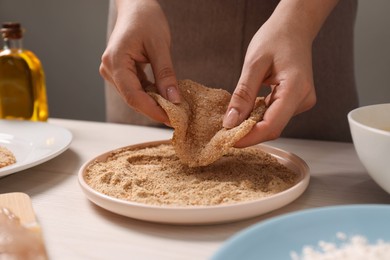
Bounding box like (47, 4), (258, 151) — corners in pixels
(1, 118), (389, 260)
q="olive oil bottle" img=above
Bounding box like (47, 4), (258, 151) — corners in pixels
(0, 22), (48, 121)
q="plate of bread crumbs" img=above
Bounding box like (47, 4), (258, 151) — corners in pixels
(0, 120), (72, 178)
(212, 205), (390, 260)
(79, 80), (309, 224)
(78, 140), (309, 224)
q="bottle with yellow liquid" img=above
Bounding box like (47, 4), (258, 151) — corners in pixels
(0, 22), (49, 121)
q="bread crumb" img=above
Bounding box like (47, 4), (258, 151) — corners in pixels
(0, 146), (16, 168)
(84, 144), (299, 206)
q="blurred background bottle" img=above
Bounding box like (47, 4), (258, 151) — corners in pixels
(0, 22), (48, 121)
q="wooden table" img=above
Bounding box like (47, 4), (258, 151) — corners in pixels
(1, 118), (389, 260)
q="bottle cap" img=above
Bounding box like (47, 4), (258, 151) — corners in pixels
(1, 22), (23, 39)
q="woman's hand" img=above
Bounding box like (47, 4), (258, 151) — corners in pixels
(223, 0), (339, 147)
(100, 0), (181, 124)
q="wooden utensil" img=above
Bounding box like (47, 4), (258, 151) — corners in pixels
(0, 192), (48, 258)
(0, 192), (39, 228)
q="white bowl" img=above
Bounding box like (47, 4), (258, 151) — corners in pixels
(348, 103), (390, 193)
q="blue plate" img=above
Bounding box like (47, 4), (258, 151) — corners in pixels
(212, 205), (390, 260)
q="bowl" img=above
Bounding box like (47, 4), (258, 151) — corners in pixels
(348, 103), (390, 194)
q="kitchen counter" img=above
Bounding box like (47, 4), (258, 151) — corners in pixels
(1, 118), (389, 259)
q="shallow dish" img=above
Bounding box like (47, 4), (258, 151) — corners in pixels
(212, 205), (390, 260)
(78, 140), (309, 225)
(0, 120), (72, 177)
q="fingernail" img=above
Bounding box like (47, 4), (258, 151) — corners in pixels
(223, 108), (240, 129)
(167, 86), (181, 104)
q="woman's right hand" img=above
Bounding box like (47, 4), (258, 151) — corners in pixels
(99, 0), (181, 124)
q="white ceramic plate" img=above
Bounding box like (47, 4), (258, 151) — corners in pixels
(79, 140), (309, 225)
(212, 205), (390, 260)
(0, 120), (72, 177)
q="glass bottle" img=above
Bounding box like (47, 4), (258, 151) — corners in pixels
(0, 22), (49, 121)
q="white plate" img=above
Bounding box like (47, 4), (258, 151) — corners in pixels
(0, 120), (72, 177)
(78, 140), (310, 225)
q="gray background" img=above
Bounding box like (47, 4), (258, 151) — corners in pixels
(0, 0), (389, 122)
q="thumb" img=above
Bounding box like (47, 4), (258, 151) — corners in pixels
(223, 59), (269, 129)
